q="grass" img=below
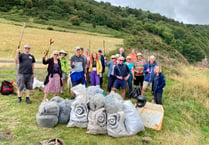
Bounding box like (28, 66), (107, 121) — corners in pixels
(0, 18), (123, 60)
(0, 65), (209, 145)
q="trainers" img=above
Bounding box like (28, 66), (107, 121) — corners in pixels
(26, 97), (32, 104)
(16, 97), (22, 103)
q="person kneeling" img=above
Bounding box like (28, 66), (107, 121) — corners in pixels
(112, 57), (130, 99)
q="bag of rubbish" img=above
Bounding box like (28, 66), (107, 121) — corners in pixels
(58, 99), (74, 124)
(86, 108), (107, 134)
(105, 92), (123, 114)
(107, 111), (129, 137)
(89, 93), (105, 111)
(87, 86), (104, 97)
(71, 84), (86, 96)
(50, 96), (65, 103)
(33, 77), (44, 89)
(67, 99), (89, 128)
(75, 95), (89, 104)
(39, 101), (60, 116)
(36, 113), (58, 128)
(123, 101), (145, 135)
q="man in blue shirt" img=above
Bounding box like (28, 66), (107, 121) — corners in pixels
(112, 57), (130, 99)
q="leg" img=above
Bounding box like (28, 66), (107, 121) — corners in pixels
(122, 89), (126, 99)
(156, 93), (163, 105)
(17, 74), (24, 103)
(141, 81), (148, 95)
(100, 74), (103, 88)
(95, 74), (100, 87)
(127, 74), (133, 94)
(52, 93), (56, 97)
(43, 93), (48, 101)
(90, 71), (95, 86)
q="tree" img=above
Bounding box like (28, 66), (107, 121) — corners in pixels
(70, 15), (81, 26)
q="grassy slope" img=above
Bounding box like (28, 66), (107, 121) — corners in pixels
(0, 18), (123, 60)
(0, 66), (209, 145)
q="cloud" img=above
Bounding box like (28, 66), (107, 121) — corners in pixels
(97, 0), (209, 24)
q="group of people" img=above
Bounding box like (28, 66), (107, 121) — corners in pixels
(15, 44), (166, 105)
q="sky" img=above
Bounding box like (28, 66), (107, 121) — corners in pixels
(96, 0), (209, 25)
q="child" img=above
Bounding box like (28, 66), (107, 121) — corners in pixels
(152, 66), (166, 105)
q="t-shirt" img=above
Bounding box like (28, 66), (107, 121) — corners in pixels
(71, 55), (85, 73)
(18, 53), (35, 74)
(124, 62), (134, 74)
(128, 53), (136, 63)
(134, 59), (145, 76)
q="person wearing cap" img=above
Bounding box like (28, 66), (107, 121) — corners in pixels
(42, 50), (62, 101)
(89, 52), (102, 86)
(142, 55), (158, 101)
(106, 55), (117, 94)
(124, 55), (134, 95)
(127, 49), (137, 63)
(59, 50), (69, 94)
(70, 46), (86, 87)
(97, 49), (105, 88)
(133, 52), (145, 89)
(15, 44), (35, 104)
(112, 56), (130, 99)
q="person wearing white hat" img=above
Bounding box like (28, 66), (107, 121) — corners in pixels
(59, 50), (68, 94)
(15, 44), (36, 104)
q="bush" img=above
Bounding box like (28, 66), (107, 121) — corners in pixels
(47, 26), (54, 30)
(70, 15), (81, 26)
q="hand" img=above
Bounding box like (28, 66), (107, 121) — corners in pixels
(84, 74), (86, 78)
(117, 76), (123, 80)
(16, 48), (20, 54)
(124, 76), (129, 80)
(133, 76), (136, 80)
(72, 61), (76, 65)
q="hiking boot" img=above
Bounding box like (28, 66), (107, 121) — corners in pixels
(16, 97), (22, 103)
(26, 97), (32, 104)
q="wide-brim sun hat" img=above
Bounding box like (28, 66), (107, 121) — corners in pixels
(137, 52), (142, 56)
(59, 50), (67, 56)
(126, 56), (131, 59)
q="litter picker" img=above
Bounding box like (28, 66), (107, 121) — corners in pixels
(17, 22), (26, 50)
(45, 38), (54, 57)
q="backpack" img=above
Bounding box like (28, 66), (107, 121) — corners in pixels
(129, 86), (141, 99)
(0, 80), (14, 95)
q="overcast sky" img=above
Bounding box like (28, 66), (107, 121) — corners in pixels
(96, 0), (209, 25)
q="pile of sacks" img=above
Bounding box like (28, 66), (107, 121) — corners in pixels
(36, 84), (145, 137)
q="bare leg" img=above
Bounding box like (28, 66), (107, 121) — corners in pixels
(52, 93), (56, 97)
(122, 89), (126, 99)
(26, 89), (30, 97)
(18, 90), (23, 97)
(112, 88), (116, 92)
(43, 93), (48, 101)
(141, 87), (146, 95)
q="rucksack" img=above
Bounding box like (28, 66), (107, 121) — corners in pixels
(0, 80), (14, 95)
(129, 86), (141, 99)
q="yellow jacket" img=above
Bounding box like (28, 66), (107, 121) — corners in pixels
(89, 60), (102, 75)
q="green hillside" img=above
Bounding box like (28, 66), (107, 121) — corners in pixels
(0, 0), (209, 63)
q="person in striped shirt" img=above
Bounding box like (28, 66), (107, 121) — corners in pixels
(133, 53), (145, 89)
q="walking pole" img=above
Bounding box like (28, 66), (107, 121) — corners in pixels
(45, 38), (54, 58)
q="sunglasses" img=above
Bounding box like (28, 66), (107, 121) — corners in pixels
(25, 47), (30, 49)
(120, 60), (124, 61)
(54, 54), (58, 56)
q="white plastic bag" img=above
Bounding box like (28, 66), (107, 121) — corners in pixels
(87, 108), (107, 134)
(105, 92), (123, 114)
(58, 99), (74, 124)
(39, 101), (60, 116)
(89, 93), (105, 111)
(71, 84), (86, 96)
(36, 113), (58, 128)
(107, 111), (129, 137)
(123, 101), (145, 135)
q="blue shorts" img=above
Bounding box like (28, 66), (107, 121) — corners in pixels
(113, 79), (126, 90)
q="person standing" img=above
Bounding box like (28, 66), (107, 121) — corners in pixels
(133, 53), (145, 89)
(112, 57), (130, 99)
(119, 47), (126, 58)
(98, 49), (105, 88)
(59, 50), (68, 94)
(127, 49), (137, 63)
(106, 55), (117, 94)
(70, 46), (85, 87)
(124, 56), (134, 95)
(43, 50), (62, 101)
(142, 55), (158, 101)
(85, 49), (90, 86)
(89, 52), (102, 86)
(15, 44), (35, 104)
(152, 66), (166, 105)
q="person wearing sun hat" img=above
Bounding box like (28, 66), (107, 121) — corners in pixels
(133, 52), (145, 89)
(15, 44), (36, 104)
(42, 50), (62, 101)
(59, 50), (68, 94)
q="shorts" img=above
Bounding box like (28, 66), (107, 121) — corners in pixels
(17, 74), (33, 91)
(143, 81), (152, 89)
(113, 79), (126, 90)
(134, 75), (144, 86)
(62, 72), (67, 79)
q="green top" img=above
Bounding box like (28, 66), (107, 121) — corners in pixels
(60, 57), (69, 74)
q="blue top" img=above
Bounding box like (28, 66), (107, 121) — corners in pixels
(152, 73), (166, 93)
(106, 61), (117, 77)
(124, 62), (134, 74)
(143, 61), (158, 82)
